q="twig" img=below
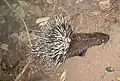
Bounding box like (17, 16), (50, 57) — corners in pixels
(51, 62), (61, 76)
(109, 3), (120, 11)
(3, 0), (32, 47)
(31, 63), (48, 75)
(14, 58), (33, 81)
(109, 0), (120, 11)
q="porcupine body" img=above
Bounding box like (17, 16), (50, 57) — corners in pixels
(31, 15), (110, 68)
(32, 15), (73, 67)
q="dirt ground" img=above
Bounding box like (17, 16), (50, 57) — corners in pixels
(0, 0), (120, 81)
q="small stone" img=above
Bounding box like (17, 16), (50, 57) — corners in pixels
(91, 12), (100, 16)
(75, 0), (84, 4)
(39, 21), (48, 26)
(99, 0), (110, 10)
(0, 17), (5, 23)
(18, 1), (27, 7)
(117, 76), (120, 81)
(101, 75), (107, 78)
(47, 0), (55, 4)
(36, 17), (50, 24)
(0, 44), (8, 50)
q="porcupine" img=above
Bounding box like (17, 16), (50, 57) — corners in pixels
(32, 15), (73, 67)
(31, 15), (109, 68)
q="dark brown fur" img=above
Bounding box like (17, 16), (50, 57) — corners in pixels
(66, 32), (110, 58)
